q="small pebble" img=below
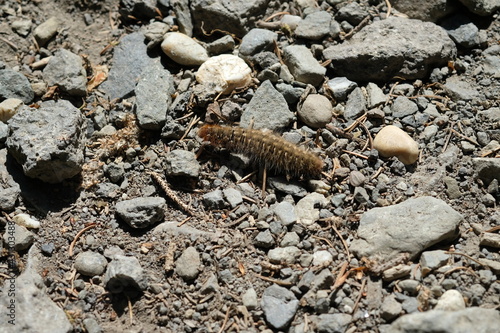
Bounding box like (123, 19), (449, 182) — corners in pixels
(74, 251), (108, 277)
(161, 32), (208, 66)
(196, 54), (252, 94)
(298, 94), (332, 128)
(33, 16), (59, 46)
(13, 213), (40, 229)
(0, 98), (23, 123)
(435, 289), (465, 311)
(373, 125), (420, 164)
(175, 246), (201, 281)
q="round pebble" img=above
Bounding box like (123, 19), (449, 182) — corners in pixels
(196, 54), (252, 94)
(161, 32), (209, 66)
(298, 94), (333, 128)
(434, 289), (465, 311)
(75, 251), (108, 277)
(312, 250), (333, 266)
(373, 125), (420, 164)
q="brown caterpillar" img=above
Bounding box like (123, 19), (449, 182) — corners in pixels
(198, 124), (323, 178)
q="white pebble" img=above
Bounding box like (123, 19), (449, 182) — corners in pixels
(13, 213), (41, 229)
(161, 32), (208, 66)
(0, 98), (23, 123)
(312, 250), (333, 266)
(196, 54), (252, 95)
(435, 290), (465, 311)
(373, 125), (419, 164)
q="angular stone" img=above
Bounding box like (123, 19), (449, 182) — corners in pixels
(175, 246), (200, 281)
(104, 255), (147, 293)
(43, 49), (87, 96)
(350, 197), (462, 261)
(0, 69), (34, 103)
(115, 197), (166, 228)
(283, 45), (326, 86)
(261, 284), (299, 330)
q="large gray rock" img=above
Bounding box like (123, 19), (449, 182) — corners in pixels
(0, 68), (34, 103)
(190, 0), (269, 37)
(261, 284), (299, 330)
(104, 255), (148, 293)
(240, 80), (293, 130)
(100, 32), (154, 100)
(43, 49), (87, 96)
(384, 308), (500, 333)
(350, 197), (462, 261)
(239, 28), (277, 57)
(295, 11), (332, 40)
(135, 60), (175, 130)
(0, 248), (72, 333)
(6, 100), (86, 183)
(115, 196), (166, 228)
(323, 17), (456, 82)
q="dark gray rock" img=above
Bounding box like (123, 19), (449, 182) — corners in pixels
(190, 0), (269, 37)
(6, 100), (86, 183)
(344, 87), (366, 119)
(206, 35), (235, 55)
(165, 149), (201, 177)
(83, 317), (102, 333)
(203, 189), (225, 209)
(100, 32), (153, 100)
(104, 162), (125, 183)
(472, 157), (500, 186)
(385, 307), (500, 333)
(275, 83), (304, 104)
(222, 187), (243, 208)
(350, 197), (462, 261)
(115, 197), (166, 228)
(366, 82), (386, 108)
(104, 255), (147, 293)
(175, 246), (200, 281)
(317, 313), (352, 333)
(336, 1), (369, 25)
(240, 80), (293, 130)
(420, 250), (449, 273)
(268, 177), (307, 197)
(75, 251), (108, 276)
(283, 45), (326, 87)
(261, 284), (299, 330)
(0, 69), (34, 103)
(295, 11), (332, 40)
(171, 0), (193, 36)
(442, 14), (484, 48)
(119, 0), (158, 21)
(239, 28), (277, 58)
(0, 248), (72, 333)
(253, 229), (275, 248)
(391, 96), (419, 118)
(327, 77), (357, 101)
(323, 17), (456, 82)
(135, 60), (175, 130)
(381, 295), (402, 321)
(43, 49), (87, 96)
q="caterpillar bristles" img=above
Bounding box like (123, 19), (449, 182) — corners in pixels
(198, 124), (323, 178)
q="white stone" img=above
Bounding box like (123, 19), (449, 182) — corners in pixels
(296, 192), (328, 225)
(312, 250), (333, 266)
(13, 213), (41, 229)
(435, 290), (465, 311)
(373, 125), (420, 164)
(196, 54), (252, 95)
(161, 32), (208, 66)
(0, 98), (23, 123)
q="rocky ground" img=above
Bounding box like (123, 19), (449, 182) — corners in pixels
(0, 0), (499, 332)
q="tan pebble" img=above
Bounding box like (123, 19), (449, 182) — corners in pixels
(0, 98), (23, 123)
(161, 32), (208, 66)
(196, 54), (252, 95)
(13, 213), (41, 229)
(373, 125), (419, 165)
(435, 290), (465, 311)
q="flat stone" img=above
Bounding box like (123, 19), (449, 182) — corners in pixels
(385, 307), (500, 333)
(240, 80), (293, 130)
(317, 313), (352, 333)
(443, 76), (479, 101)
(203, 189), (225, 209)
(420, 250), (449, 275)
(135, 60), (175, 130)
(175, 246), (200, 281)
(239, 28), (277, 57)
(273, 201), (297, 226)
(6, 100), (86, 183)
(295, 11), (332, 40)
(296, 192), (328, 226)
(442, 14), (483, 48)
(283, 45), (326, 87)
(344, 87), (367, 120)
(366, 82), (386, 108)
(261, 284), (299, 330)
(115, 197), (166, 228)
(458, 0), (500, 16)
(242, 287), (258, 310)
(480, 232), (500, 248)
(268, 246), (301, 265)
(104, 255), (147, 293)
(222, 187), (243, 208)
(323, 17), (456, 82)
(350, 197), (462, 261)
(326, 77), (357, 101)
(391, 96), (419, 118)
(100, 32), (154, 100)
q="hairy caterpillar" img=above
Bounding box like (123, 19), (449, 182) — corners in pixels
(198, 124), (323, 177)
